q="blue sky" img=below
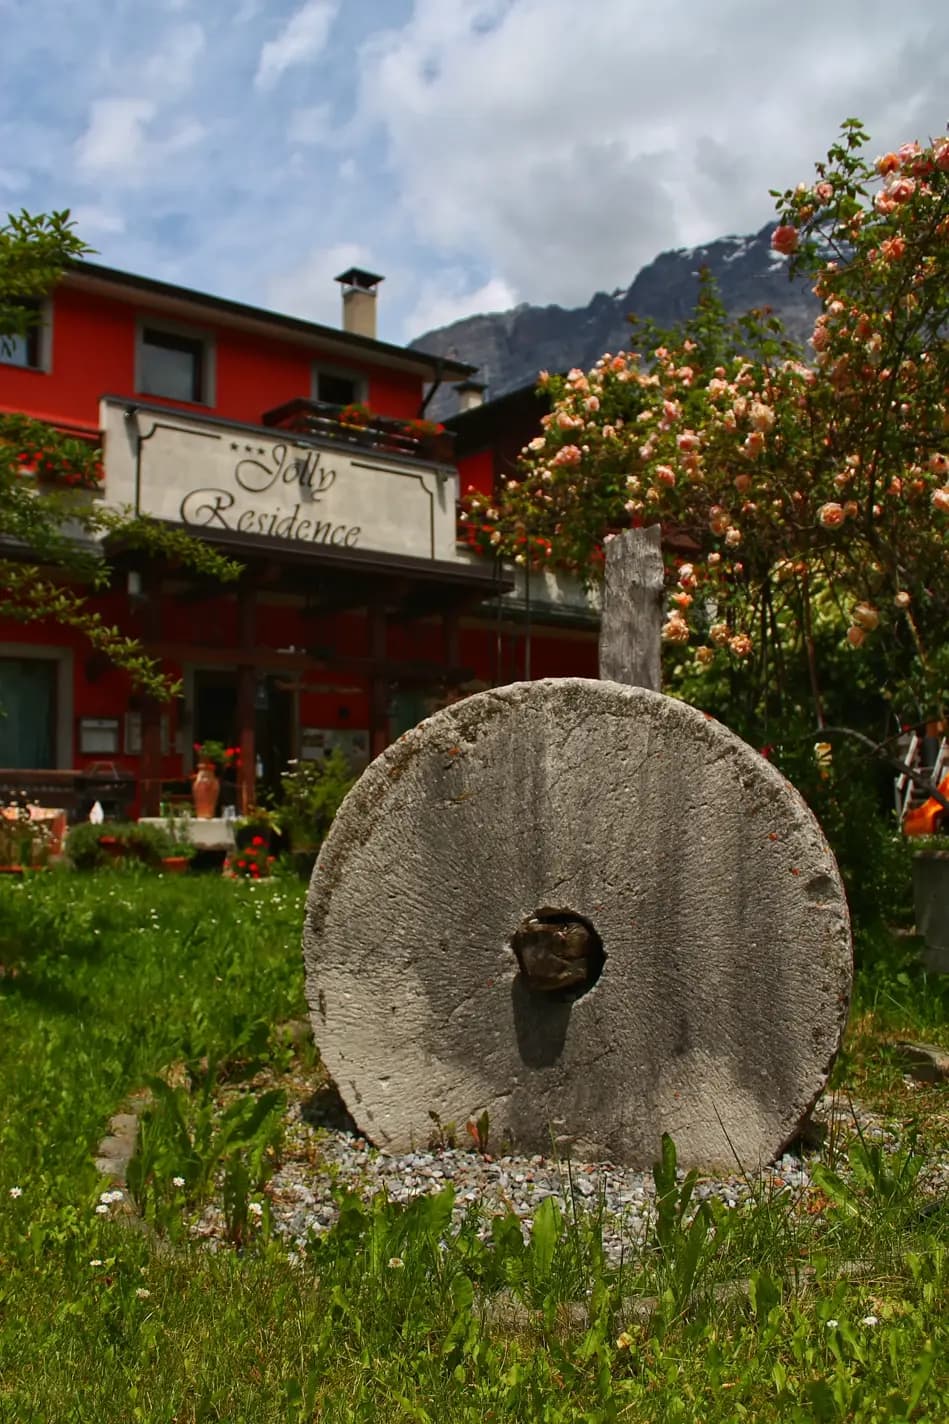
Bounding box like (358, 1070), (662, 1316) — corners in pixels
(1, 0), (947, 343)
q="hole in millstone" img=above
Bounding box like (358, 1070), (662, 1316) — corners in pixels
(509, 906), (606, 1003)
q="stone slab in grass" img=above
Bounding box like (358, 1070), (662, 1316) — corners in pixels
(302, 678), (853, 1169)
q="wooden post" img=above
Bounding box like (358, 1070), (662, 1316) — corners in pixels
(443, 608), (460, 670)
(140, 698), (163, 816)
(598, 525), (664, 690)
(237, 583), (257, 814)
(139, 571), (163, 815)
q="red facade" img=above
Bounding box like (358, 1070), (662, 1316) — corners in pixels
(1, 265), (596, 815)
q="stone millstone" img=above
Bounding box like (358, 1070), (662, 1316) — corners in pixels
(302, 679), (852, 1169)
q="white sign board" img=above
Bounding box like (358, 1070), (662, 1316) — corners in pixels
(101, 399), (460, 562)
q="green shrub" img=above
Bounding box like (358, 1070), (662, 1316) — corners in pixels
(66, 819), (179, 870)
(278, 750), (356, 850)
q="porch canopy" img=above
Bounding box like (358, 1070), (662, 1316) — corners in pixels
(107, 523), (512, 814)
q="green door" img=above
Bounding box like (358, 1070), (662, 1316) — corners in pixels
(0, 658), (57, 767)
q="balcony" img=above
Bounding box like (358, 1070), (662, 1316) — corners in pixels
(262, 398), (455, 466)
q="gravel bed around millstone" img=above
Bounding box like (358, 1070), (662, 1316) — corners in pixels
(238, 1086), (948, 1265)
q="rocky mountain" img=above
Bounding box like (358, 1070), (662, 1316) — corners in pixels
(412, 223), (819, 417)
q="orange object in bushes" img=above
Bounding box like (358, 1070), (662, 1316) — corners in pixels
(903, 773), (949, 837)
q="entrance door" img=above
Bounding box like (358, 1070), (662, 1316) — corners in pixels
(193, 669), (238, 753)
(0, 657), (57, 767)
(255, 675), (293, 800)
(192, 668), (293, 801)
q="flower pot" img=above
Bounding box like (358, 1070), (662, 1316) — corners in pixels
(912, 850), (949, 972)
(97, 835), (127, 863)
(161, 856), (190, 875)
(192, 762), (221, 820)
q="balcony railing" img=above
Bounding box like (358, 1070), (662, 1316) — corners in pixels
(262, 398), (455, 466)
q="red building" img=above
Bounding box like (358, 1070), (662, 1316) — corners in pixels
(1, 263), (597, 816)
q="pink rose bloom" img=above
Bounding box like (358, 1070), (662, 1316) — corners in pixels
(655, 465), (676, 487)
(661, 614), (690, 644)
(709, 622), (731, 647)
(733, 474), (752, 494)
(933, 137), (949, 171)
(852, 602), (879, 631)
(931, 487), (949, 512)
(557, 411), (583, 430)
(928, 453), (948, 476)
(811, 323), (831, 353)
(880, 236), (906, 262)
(709, 506), (730, 536)
(725, 527), (742, 547)
(771, 225), (798, 255)
(585, 395), (600, 413)
(695, 646), (715, 667)
(677, 563), (696, 588)
(743, 432), (765, 458)
(749, 401), (775, 433)
(552, 444), (582, 467)
(875, 152), (900, 176)
(818, 502), (845, 529)
(728, 633), (753, 659)
(846, 626), (866, 648)
(672, 591), (693, 609)
(886, 176), (915, 203)
(528, 436), (546, 451)
(676, 431), (701, 453)
(814, 181), (834, 202)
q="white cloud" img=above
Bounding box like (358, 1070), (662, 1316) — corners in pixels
(254, 0), (338, 91)
(74, 99), (157, 177)
(406, 274), (517, 337)
(266, 240), (375, 326)
(287, 102), (333, 146)
(141, 22), (206, 94)
(74, 97), (205, 183)
(356, 0), (949, 311)
(71, 204), (126, 236)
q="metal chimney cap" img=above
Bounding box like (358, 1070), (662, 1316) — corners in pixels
(335, 268), (385, 291)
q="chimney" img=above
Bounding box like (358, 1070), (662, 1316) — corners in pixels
(455, 378), (486, 413)
(335, 267), (384, 340)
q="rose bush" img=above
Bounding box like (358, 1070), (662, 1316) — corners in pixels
(460, 120), (949, 738)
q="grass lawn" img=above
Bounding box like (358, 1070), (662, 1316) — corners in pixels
(0, 868), (946, 1422)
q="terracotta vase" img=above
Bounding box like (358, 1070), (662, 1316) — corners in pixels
(192, 762), (221, 820)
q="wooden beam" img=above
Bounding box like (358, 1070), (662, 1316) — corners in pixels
(368, 604), (389, 760)
(236, 582), (257, 814)
(139, 572), (163, 815)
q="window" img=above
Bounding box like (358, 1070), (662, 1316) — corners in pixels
(139, 326), (208, 403)
(0, 657), (57, 766)
(314, 367), (365, 407)
(0, 299), (44, 370)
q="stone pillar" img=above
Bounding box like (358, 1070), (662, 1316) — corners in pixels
(598, 524), (664, 690)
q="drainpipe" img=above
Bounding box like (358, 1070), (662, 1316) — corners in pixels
(418, 358), (444, 418)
